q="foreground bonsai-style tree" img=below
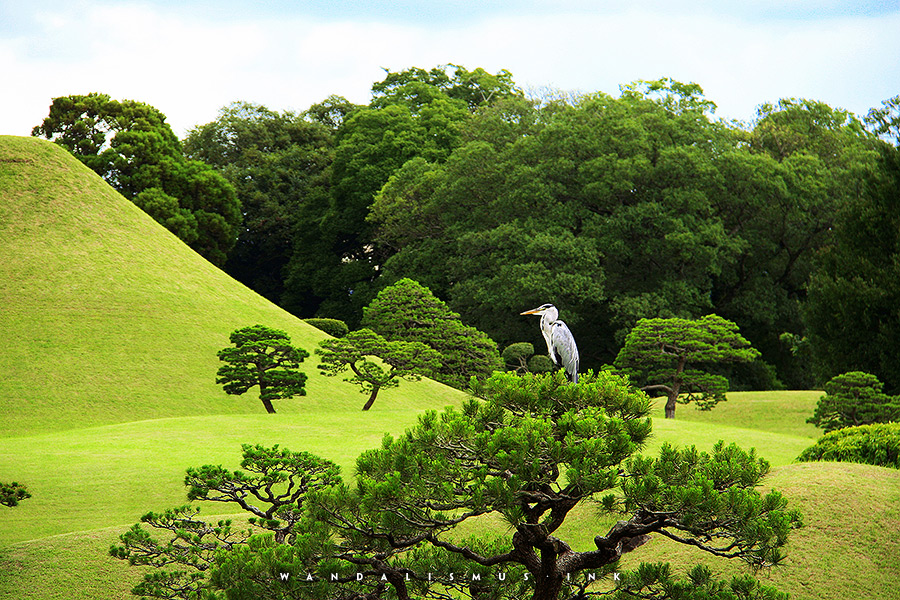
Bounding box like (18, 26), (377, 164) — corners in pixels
(114, 371), (799, 600)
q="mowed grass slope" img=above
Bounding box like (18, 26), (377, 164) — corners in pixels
(0, 135), (463, 436)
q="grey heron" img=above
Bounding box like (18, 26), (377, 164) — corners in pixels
(520, 304), (579, 383)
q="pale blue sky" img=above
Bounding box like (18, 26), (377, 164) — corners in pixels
(2, 0), (898, 136)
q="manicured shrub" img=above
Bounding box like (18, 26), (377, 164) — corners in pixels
(797, 423), (900, 469)
(502, 342), (534, 372)
(304, 318), (349, 338)
(528, 354), (555, 374)
(807, 371), (900, 433)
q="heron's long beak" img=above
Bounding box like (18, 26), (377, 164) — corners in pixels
(520, 308), (543, 315)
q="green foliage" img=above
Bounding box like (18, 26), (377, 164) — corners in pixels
(808, 371), (900, 432)
(370, 64), (521, 112)
(866, 94), (900, 143)
(109, 505), (244, 599)
(803, 136), (900, 392)
(111, 444), (340, 599)
(216, 325), (309, 414)
(798, 423), (900, 469)
(367, 82), (883, 388)
(528, 354), (555, 374)
(114, 371), (797, 600)
(614, 563), (789, 600)
(502, 342), (534, 373)
(362, 278), (503, 388)
(32, 93), (241, 266)
(316, 328), (441, 410)
(303, 318), (349, 338)
(184, 102), (333, 303)
(615, 315), (761, 418)
(0, 481), (30, 507)
(622, 441), (802, 569)
(280, 65), (519, 325)
(319, 370), (793, 600)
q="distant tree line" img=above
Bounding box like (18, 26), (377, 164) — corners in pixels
(33, 66), (900, 393)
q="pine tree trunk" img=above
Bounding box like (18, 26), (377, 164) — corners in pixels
(259, 385), (277, 414)
(530, 572), (563, 600)
(362, 386), (380, 411)
(665, 392), (677, 419)
(665, 357), (687, 419)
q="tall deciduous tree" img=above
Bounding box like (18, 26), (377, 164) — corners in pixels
(802, 108), (900, 392)
(282, 65), (521, 326)
(361, 278), (502, 388)
(216, 325), (309, 414)
(316, 328), (440, 410)
(614, 315), (761, 418)
(184, 102), (334, 303)
(33, 93), (242, 266)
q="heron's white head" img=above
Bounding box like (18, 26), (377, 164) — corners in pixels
(520, 304), (558, 319)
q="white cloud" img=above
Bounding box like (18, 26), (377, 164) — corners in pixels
(2, 1), (898, 138)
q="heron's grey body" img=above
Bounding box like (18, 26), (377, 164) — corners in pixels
(520, 304), (579, 383)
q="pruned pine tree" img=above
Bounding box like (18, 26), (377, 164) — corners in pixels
(114, 371), (799, 600)
(216, 325), (309, 414)
(615, 315), (761, 418)
(0, 481), (30, 507)
(316, 328), (440, 410)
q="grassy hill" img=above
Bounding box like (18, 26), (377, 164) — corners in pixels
(0, 135), (463, 436)
(1, 135), (898, 600)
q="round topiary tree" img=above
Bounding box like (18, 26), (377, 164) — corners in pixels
(502, 342), (535, 373)
(807, 371), (900, 433)
(304, 318), (350, 338)
(362, 278), (503, 388)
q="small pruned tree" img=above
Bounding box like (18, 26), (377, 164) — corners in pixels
(216, 325), (309, 414)
(316, 328), (441, 410)
(502, 342), (534, 373)
(111, 444), (340, 599)
(614, 314), (761, 418)
(807, 371), (900, 433)
(0, 481), (30, 507)
(362, 278), (503, 389)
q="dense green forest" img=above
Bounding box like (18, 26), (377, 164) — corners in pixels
(31, 65), (900, 392)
